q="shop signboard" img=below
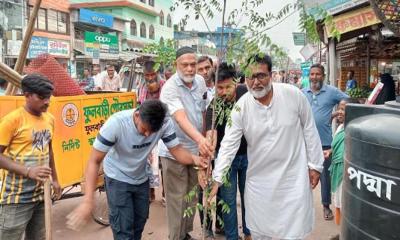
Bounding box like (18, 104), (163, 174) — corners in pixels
(304, 0), (368, 18)
(301, 61), (313, 76)
(84, 31), (118, 55)
(301, 61), (313, 88)
(28, 36), (48, 58)
(7, 40), (22, 56)
(326, 6), (381, 37)
(293, 32), (306, 46)
(79, 9), (113, 28)
(48, 39), (70, 57)
(28, 37), (70, 58)
(300, 44), (318, 61)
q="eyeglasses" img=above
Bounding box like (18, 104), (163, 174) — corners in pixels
(246, 73), (269, 82)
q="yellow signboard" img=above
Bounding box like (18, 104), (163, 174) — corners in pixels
(52, 93), (136, 187)
(327, 6), (381, 37)
(0, 92), (136, 188)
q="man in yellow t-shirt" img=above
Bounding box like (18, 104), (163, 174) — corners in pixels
(0, 74), (61, 240)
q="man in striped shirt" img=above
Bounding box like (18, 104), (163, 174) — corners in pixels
(0, 74), (61, 240)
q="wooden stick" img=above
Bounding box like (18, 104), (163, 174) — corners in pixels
(5, 0), (43, 95)
(202, 1), (227, 239)
(44, 179), (52, 240)
(0, 62), (23, 87)
(127, 58), (137, 92)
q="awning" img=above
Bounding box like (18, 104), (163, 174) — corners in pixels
(119, 51), (139, 62)
(75, 52), (120, 60)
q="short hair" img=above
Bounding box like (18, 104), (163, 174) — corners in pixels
(218, 62), (236, 82)
(138, 99), (168, 132)
(84, 68), (90, 72)
(348, 70), (355, 78)
(246, 53), (273, 72)
(106, 64), (115, 70)
(197, 56), (213, 66)
(165, 66), (174, 72)
(143, 61), (157, 73)
(21, 74), (54, 96)
(310, 63), (325, 75)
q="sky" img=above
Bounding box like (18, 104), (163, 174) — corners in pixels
(173, 0), (304, 61)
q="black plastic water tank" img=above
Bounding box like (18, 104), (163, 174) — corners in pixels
(342, 100), (400, 240)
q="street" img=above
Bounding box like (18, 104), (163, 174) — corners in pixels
(53, 184), (339, 240)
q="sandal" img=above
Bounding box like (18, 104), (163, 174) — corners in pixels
(323, 207), (334, 220)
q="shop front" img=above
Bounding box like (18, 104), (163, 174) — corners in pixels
(72, 8), (123, 78)
(74, 31), (120, 78)
(28, 36), (72, 75)
(321, 2), (400, 97)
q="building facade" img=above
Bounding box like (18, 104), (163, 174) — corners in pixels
(1, 0), (26, 66)
(69, 7), (123, 78)
(69, 0), (174, 51)
(27, 0), (72, 70)
(175, 26), (243, 59)
(68, 0), (174, 78)
(174, 31), (216, 56)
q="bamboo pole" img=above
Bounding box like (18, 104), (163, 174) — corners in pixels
(44, 179), (52, 240)
(5, 0), (43, 95)
(202, 1), (227, 239)
(127, 58), (137, 92)
(0, 62), (23, 88)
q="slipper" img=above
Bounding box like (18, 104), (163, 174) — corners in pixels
(324, 207), (334, 220)
(215, 228), (224, 235)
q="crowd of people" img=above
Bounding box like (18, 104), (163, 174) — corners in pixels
(0, 45), (398, 240)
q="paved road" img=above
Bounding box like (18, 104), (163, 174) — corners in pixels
(53, 185), (339, 240)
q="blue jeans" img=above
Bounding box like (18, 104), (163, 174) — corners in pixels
(219, 154), (251, 240)
(105, 176), (149, 240)
(321, 146), (332, 206)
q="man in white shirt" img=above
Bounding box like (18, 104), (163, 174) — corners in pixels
(100, 65), (121, 91)
(92, 65), (103, 90)
(206, 54), (324, 240)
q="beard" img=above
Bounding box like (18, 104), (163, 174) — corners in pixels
(247, 81), (272, 99)
(146, 75), (161, 93)
(311, 80), (323, 90)
(177, 70), (195, 83)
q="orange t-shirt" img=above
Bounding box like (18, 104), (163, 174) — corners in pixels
(0, 107), (54, 204)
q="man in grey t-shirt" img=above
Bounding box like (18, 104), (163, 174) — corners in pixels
(159, 47), (214, 240)
(67, 100), (207, 240)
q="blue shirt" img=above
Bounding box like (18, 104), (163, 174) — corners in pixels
(93, 109), (179, 185)
(302, 84), (348, 147)
(80, 77), (95, 91)
(346, 79), (357, 91)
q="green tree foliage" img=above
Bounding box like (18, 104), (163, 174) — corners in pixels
(171, 0), (296, 68)
(143, 39), (176, 71)
(298, 2), (341, 43)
